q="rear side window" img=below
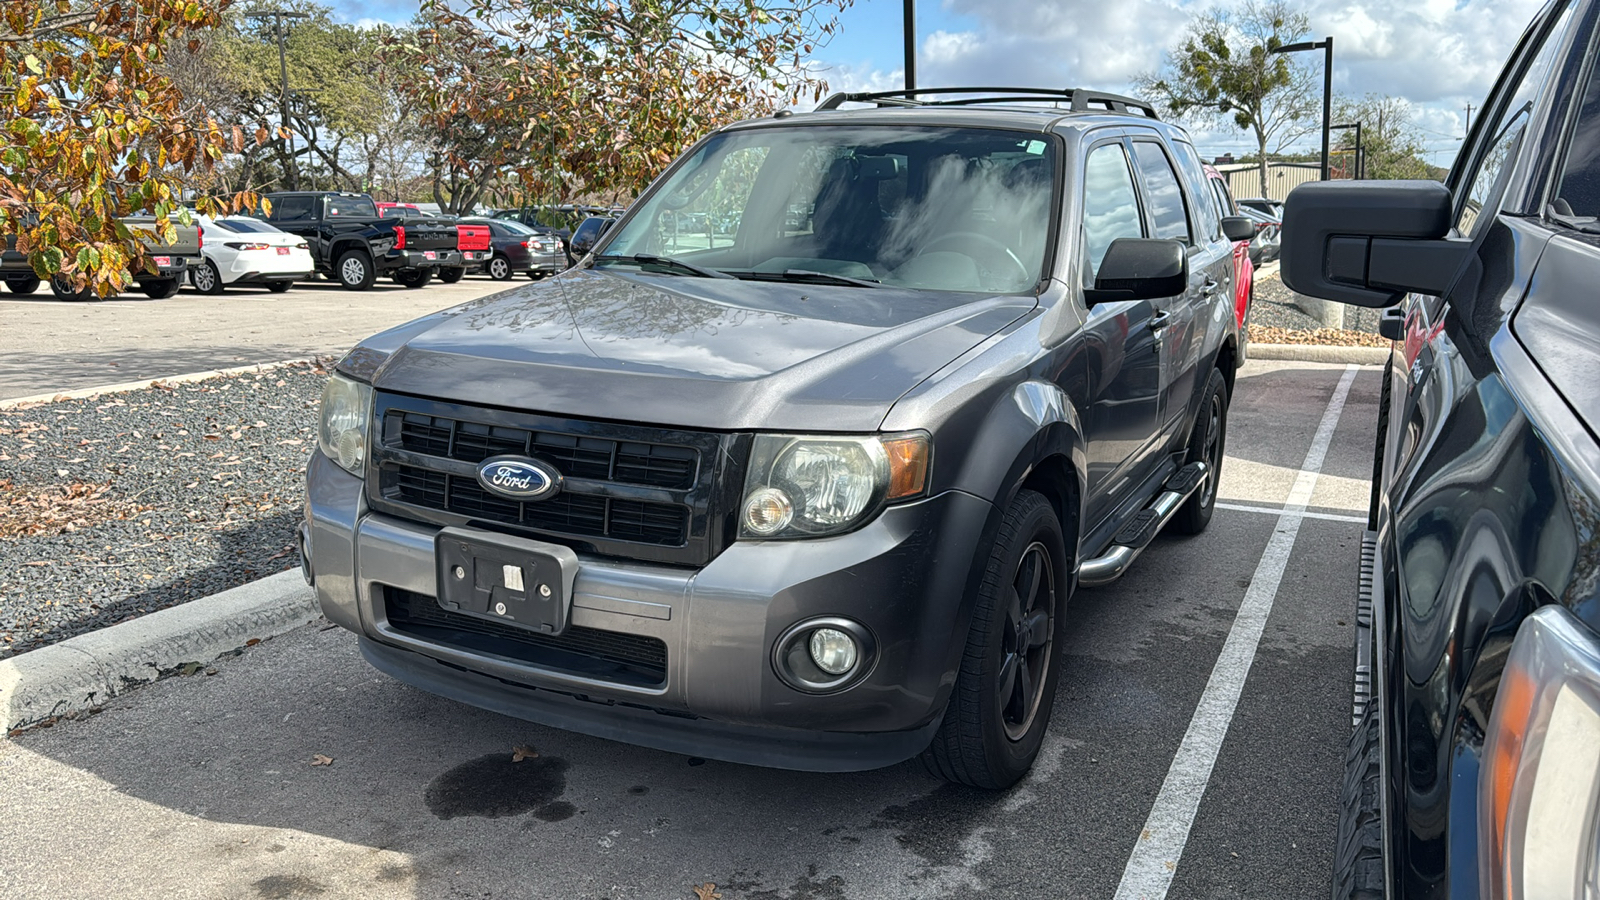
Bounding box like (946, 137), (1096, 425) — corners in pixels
(1131, 141), (1192, 243)
(271, 196), (314, 221)
(1081, 143), (1145, 281)
(1168, 141), (1220, 240)
(326, 195), (378, 218)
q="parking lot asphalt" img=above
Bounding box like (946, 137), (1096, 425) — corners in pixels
(0, 359), (1381, 900)
(0, 277), (517, 401)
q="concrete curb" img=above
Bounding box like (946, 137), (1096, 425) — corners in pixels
(1, 570), (319, 735)
(0, 356), (333, 409)
(1249, 343), (1391, 365)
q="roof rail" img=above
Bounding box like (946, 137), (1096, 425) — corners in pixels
(814, 87), (1159, 120)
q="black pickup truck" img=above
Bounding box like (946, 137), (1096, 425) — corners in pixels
(261, 192), (461, 290)
(1283, 0), (1600, 896)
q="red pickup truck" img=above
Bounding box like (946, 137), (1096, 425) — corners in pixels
(374, 203), (491, 283)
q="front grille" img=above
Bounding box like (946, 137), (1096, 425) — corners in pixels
(384, 588), (667, 687)
(368, 393), (740, 566)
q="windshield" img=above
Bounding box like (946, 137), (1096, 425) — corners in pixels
(217, 217), (279, 234)
(599, 125), (1057, 293)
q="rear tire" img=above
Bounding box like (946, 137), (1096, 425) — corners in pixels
(140, 278), (181, 299)
(486, 254), (512, 281)
(1171, 367), (1229, 535)
(5, 275), (40, 294)
(335, 250), (376, 290)
(190, 260), (225, 295)
(395, 268), (433, 289)
(921, 489), (1069, 790)
(265, 281), (292, 294)
(1332, 702), (1385, 900)
(438, 266), (465, 284)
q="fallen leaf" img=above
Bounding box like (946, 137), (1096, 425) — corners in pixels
(245, 638), (261, 646)
(310, 754), (334, 767)
(692, 884), (722, 900)
(512, 745), (539, 762)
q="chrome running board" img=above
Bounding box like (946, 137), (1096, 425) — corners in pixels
(1077, 461), (1210, 588)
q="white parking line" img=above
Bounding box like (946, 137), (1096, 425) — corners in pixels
(1215, 501), (1368, 525)
(1112, 364), (1360, 900)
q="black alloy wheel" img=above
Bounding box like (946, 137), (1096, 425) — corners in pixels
(190, 259), (225, 295)
(5, 275), (40, 294)
(486, 254), (512, 280)
(922, 488), (1069, 790)
(1172, 366), (1229, 535)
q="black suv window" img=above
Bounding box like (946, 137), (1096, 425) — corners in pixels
(1457, 0), (1576, 234)
(1131, 141), (1192, 243)
(600, 125), (1059, 294)
(1081, 143), (1145, 281)
(326, 195), (378, 218)
(1554, 35), (1600, 219)
(1168, 140), (1220, 240)
(271, 196), (314, 222)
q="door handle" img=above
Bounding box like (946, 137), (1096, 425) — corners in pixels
(1149, 310), (1172, 330)
(1201, 278), (1221, 296)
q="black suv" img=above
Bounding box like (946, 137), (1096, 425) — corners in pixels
(301, 88), (1257, 789)
(1282, 0), (1600, 895)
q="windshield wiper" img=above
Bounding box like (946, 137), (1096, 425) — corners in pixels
(725, 268), (882, 289)
(594, 253), (735, 279)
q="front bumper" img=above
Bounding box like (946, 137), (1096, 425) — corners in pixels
(305, 450), (993, 769)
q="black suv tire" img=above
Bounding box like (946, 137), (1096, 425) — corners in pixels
(336, 249), (376, 290)
(438, 266), (466, 284)
(5, 275), (40, 294)
(1172, 367), (1228, 535)
(395, 268), (433, 289)
(140, 278), (181, 300)
(922, 489), (1068, 789)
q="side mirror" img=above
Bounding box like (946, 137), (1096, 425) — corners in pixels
(1281, 180), (1472, 307)
(1221, 216), (1257, 243)
(569, 216), (615, 258)
(1085, 238), (1187, 305)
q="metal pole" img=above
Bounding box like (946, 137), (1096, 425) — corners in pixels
(903, 0), (915, 90)
(1320, 37), (1333, 181)
(277, 19), (293, 189)
(1354, 121), (1362, 179)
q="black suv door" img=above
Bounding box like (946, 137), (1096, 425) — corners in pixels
(1078, 135), (1166, 530)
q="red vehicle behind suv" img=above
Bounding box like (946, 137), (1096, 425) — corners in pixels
(375, 203), (491, 283)
(1203, 164), (1253, 365)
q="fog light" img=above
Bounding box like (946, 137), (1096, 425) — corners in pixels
(809, 627), (859, 675)
(742, 487), (794, 536)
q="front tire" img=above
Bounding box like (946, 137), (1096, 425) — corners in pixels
(922, 489), (1069, 790)
(5, 275), (40, 294)
(395, 268), (433, 289)
(190, 260), (225, 295)
(335, 250), (376, 290)
(1171, 367), (1229, 535)
(486, 254), (512, 281)
(50, 276), (93, 301)
(438, 266), (465, 284)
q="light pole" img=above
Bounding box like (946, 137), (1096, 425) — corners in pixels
(244, 10), (309, 189)
(903, 0), (915, 90)
(1330, 121), (1362, 178)
(1272, 37), (1333, 181)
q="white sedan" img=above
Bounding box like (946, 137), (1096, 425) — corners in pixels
(189, 215), (314, 294)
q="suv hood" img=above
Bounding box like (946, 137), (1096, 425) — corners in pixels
(360, 268), (1034, 432)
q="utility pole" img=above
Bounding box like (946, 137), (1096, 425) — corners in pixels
(1271, 37), (1334, 181)
(245, 10), (309, 190)
(1465, 103), (1475, 135)
(903, 0), (915, 90)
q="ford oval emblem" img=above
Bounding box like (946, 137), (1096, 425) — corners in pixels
(476, 457), (562, 501)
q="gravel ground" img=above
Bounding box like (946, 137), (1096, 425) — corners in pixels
(0, 364), (327, 659)
(1249, 265), (1386, 345)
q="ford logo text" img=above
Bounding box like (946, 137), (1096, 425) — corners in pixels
(475, 457), (562, 501)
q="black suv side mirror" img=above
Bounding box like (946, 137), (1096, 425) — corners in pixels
(1281, 180), (1472, 307)
(1221, 216), (1256, 243)
(569, 216), (616, 258)
(1085, 238), (1187, 305)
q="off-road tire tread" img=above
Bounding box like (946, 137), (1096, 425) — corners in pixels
(920, 489), (1059, 790)
(1332, 702), (1385, 900)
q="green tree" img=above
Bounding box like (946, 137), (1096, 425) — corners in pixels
(1138, 0), (1321, 196)
(1333, 94), (1438, 181)
(1, 0), (269, 295)
(386, 0), (849, 207)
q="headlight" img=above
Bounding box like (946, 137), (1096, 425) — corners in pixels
(1480, 605), (1600, 900)
(318, 373), (372, 476)
(738, 433), (929, 539)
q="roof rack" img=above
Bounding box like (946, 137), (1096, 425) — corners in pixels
(814, 87), (1159, 120)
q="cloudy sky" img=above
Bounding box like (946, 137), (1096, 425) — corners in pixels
(327, 0), (1550, 166)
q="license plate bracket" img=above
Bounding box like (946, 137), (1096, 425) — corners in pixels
(435, 526), (579, 635)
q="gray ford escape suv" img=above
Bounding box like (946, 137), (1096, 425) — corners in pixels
(301, 87), (1256, 789)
